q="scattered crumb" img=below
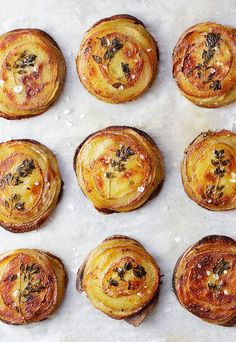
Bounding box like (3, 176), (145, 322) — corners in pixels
(54, 116), (59, 121)
(174, 237), (181, 243)
(79, 113), (85, 119)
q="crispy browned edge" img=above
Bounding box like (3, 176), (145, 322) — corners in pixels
(76, 234), (161, 327)
(0, 28), (66, 120)
(0, 248), (68, 325)
(172, 234), (236, 327)
(0, 139), (63, 233)
(180, 129), (236, 211)
(73, 126), (164, 214)
(76, 14), (159, 104)
(172, 22), (236, 109)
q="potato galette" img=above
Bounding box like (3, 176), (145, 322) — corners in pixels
(0, 28), (66, 119)
(181, 130), (236, 211)
(173, 22), (236, 108)
(0, 248), (67, 325)
(77, 235), (161, 326)
(0, 139), (62, 232)
(76, 14), (158, 103)
(173, 235), (236, 326)
(74, 126), (164, 213)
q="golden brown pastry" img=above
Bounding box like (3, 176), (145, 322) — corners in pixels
(173, 235), (236, 326)
(0, 28), (66, 119)
(74, 126), (164, 213)
(173, 22), (236, 108)
(77, 235), (161, 326)
(181, 130), (236, 211)
(0, 248), (67, 325)
(0, 139), (62, 232)
(76, 14), (158, 103)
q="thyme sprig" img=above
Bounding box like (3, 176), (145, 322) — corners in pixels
(105, 146), (135, 179)
(195, 32), (221, 90)
(205, 149), (229, 203)
(213, 258), (230, 276)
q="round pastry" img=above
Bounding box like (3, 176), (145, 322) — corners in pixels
(0, 28), (66, 119)
(76, 14), (158, 103)
(173, 22), (236, 108)
(181, 129), (236, 211)
(0, 248), (67, 325)
(74, 126), (164, 213)
(173, 235), (236, 326)
(77, 235), (161, 326)
(0, 139), (62, 232)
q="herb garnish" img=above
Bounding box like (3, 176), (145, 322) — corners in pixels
(195, 32), (221, 90)
(108, 278), (118, 287)
(213, 258), (230, 276)
(104, 38), (123, 60)
(14, 51), (37, 69)
(121, 62), (131, 79)
(105, 146), (135, 179)
(0, 159), (35, 190)
(133, 265), (147, 279)
(92, 55), (102, 64)
(113, 262), (132, 280)
(205, 149), (229, 203)
(208, 282), (222, 291)
(18, 263), (50, 303)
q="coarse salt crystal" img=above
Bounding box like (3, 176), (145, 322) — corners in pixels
(139, 154), (145, 160)
(13, 85), (23, 93)
(224, 290), (229, 295)
(137, 186), (145, 192)
(13, 290), (19, 297)
(119, 85), (124, 90)
(68, 204), (74, 211)
(34, 181), (39, 186)
(54, 116), (59, 121)
(131, 74), (135, 79)
(0, 79), (5, 86)
(197, 263), (201, 268)
(64, 109), (72, 115)
(206, 270), (211, 276)
(213, 274), (219, 280)
(79, 114), (85, 119)
(66, 121), (73, 127)
(67, 142), (71, 146)
(147, 48), (152, 52)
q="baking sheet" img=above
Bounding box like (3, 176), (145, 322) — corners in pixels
(0, 0), (236, 341)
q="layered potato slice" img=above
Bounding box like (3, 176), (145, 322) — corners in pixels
(76, 14), (158, 103)
(77, 235), (161, 326)
(0, 139), (62, 232)
(173, 22), (236, 108)
(74, 126), (164, 213)
(173, 235), (236, 326)
(181, 130), (236, 211)
(0, 28), (66, 119)
(0, 248), (67, 325)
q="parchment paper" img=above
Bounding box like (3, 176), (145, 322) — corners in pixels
(0, 0), (236, 341)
